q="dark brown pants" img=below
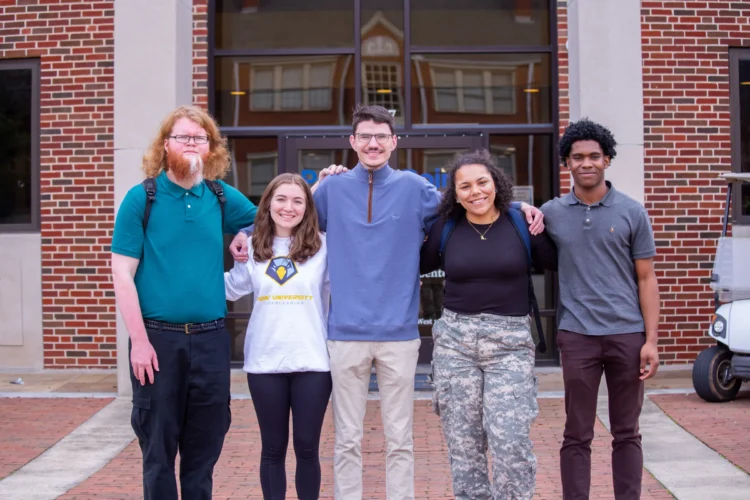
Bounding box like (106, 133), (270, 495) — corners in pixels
(557, 330), (645, 500)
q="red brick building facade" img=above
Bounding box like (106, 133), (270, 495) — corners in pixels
(1, 0), (749, 369)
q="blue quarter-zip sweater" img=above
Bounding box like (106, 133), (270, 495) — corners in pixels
(313, 164), (441, 341)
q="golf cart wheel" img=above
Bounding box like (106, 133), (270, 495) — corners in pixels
(692, 345), (742, 402)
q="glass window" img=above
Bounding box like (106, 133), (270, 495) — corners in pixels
(736, 57), (750, 217)
(225, 137), (279, 205)
(362, 63), (404, 125)
(410, 0), (550, 48)
(0, 61), (38, 230)
(215, 0), (354, 50)
(489, 135), (553, 208)
(215, 56), (354, 127)
(412, 53), (551, 125)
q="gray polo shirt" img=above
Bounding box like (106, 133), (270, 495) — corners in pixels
(541, 182), (656, 336)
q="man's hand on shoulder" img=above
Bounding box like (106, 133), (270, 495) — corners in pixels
(318, 164), (348, 182)
(311, 164), (348, 194)
(519, 202), (545, 235)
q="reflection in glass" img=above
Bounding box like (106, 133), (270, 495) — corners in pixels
(0, 69), (32, 225)
(359, 3), (406, 126)
(396, 148), (469, 189)
(412, 53), (551, 125)
(226, 137), (279, 205)
(739, 60), (750, 215)
(488, 135), (552, 207)
(410, 0), (549, 47)
(297, 147), (358, 186)
(215, 56), (355, 127)
(215, 0), (354, 50)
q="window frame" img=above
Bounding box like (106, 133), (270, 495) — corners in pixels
(429, 63), (516, 115)
(361, 62), (405, 119)
(0, 58), (41, 233)
(246, 152), (279, 197)
(248, 58), (337, 112)
(729, 48), (750, 225)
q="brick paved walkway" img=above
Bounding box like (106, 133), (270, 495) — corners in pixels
(0, 398), (113, 480)
(651, 392), (750, 474)
(57, 399), (674, 499)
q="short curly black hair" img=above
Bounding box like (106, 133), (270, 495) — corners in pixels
(558, 118), (617, 164)
(438, 149), (514, 221)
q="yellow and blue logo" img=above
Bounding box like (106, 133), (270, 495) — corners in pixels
(265, 257), (298, 285)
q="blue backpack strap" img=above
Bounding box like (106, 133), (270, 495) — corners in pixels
(438, 218), (457, 267)
(507, 208), (547, 353)
(141, 178), (157, 231)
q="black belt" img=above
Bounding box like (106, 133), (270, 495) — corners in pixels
(143, 318), (225, 335)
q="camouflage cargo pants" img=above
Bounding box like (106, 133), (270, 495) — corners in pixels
(431, 309), (538, 500)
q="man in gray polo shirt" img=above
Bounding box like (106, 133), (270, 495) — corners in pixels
(542, 119), (660, 500)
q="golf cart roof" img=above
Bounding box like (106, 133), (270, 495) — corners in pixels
(718, 172), (750, 183)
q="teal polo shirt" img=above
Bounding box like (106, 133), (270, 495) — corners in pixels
(112, 171), (257, 323)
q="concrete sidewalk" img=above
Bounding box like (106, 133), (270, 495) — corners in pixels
(0, 366), (748, 499)
(0, 364), (700, 397)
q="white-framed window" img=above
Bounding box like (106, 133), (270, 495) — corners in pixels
(250, 60), (334, 112)
(246, 153), (278, 197)
(362, 63), (404, 120)
(431, 66), (515, 115)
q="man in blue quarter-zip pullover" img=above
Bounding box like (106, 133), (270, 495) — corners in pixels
(230, 105), (543, 500)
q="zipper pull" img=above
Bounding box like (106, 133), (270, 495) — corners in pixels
(369, 171), (373, 185)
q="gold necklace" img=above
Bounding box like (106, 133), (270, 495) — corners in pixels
(466, 213), (499, 240)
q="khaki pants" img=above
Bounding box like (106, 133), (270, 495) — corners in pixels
(327, 338), (421, 500)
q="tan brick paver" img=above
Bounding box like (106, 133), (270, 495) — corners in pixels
(0, 398), (113, 480)
(59, 399), (673, 499)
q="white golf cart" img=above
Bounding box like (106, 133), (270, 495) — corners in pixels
(692, 172), (750, 402)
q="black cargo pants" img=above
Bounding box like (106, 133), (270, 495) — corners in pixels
(129, 323), (232, 500)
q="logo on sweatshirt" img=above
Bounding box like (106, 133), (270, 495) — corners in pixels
(265, 257), (298, 286)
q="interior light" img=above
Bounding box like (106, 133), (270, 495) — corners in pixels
(230, 91), (247, 95)
(376, 89), (393, 94)
(524, 88), (540, 93)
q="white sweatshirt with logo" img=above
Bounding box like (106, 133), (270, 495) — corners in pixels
(224, 234), (330, 374)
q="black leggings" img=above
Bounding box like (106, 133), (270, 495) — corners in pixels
(247, 371), (332, 500)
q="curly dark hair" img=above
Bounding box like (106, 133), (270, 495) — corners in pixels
(558, 118), (618, 164)
(438, 149), (515, 222)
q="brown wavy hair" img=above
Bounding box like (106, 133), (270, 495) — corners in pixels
(252, 173), (322, 264)
(141, 105), (231, 181)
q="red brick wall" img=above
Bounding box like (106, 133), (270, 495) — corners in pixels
(192, 0), (208, 108)
(641, 0), (750, 362)
(557, 1), (570, 193)
(0, 0), (116, 368)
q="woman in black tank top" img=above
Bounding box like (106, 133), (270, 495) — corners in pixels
(420, 149), (557, 500)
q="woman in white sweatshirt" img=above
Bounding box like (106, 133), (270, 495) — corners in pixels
(225, 173), (330, 500)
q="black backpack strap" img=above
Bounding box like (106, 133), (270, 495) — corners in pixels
(141, 178), (157, 231)
(205, 179), (226, 229)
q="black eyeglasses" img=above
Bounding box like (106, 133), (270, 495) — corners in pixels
(355, 133), (394, 145)
(169, 135), (210, 145)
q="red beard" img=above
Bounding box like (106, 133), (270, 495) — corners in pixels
(166, 149), (205, 182)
